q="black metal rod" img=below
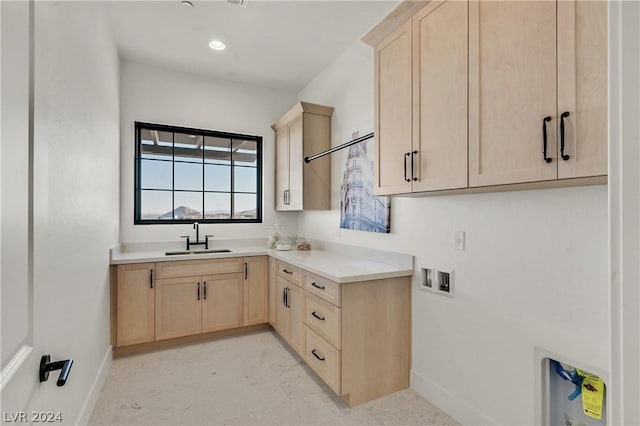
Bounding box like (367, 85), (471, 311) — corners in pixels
(304, 132), (374, 163)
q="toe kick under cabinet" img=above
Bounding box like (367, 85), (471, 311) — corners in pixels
(269, 260), (411, 407)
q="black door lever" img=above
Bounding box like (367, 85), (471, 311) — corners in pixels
(39, 355), (73, 387)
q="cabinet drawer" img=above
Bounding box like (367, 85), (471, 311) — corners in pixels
(304, 293), (341, 349)
(304, 326), (341, 395)
(276, 260), (302, 286)
(156, 258), (243, 279)
(303, 271), (341, 307)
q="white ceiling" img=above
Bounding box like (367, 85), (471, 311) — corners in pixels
(104, 1), (398, 91)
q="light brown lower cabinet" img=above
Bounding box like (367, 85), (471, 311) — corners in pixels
(271, 260), (411, 407)
(116, 263), (155, 347)
(113, 256), (267, 347)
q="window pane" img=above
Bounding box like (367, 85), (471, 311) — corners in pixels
(174, 132), (203, 163)
(233, 193), (257, 219)
(204, 136), (231, 165)
(173, 192), (203, 219)
(175, 162), (202, 191)
(232, 140), (258, 166)
(141, 159), (172, 190)
(205, 164), (231, 192)
(234, 166), (256, 193)
(141, 190), (172, 220)
(205, 193), (231, 219)
(140, 129), (173, 160)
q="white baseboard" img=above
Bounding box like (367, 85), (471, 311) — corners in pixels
(411, 369), (497, 426)
(76, 345), (112, 425)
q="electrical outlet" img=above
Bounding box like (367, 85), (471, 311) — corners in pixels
(454, 230), (465, 250)
(420, 268), (435, 292)
(436, 269), (454, 297)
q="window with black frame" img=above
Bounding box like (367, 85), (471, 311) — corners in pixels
(135, 122), (262, 224)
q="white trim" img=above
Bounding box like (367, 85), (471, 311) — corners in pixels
(75, 346), (112, 426)
(0, 345), (33, 391)
(410, 368), (497, 425)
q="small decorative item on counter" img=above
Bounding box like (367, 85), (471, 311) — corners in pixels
(266, 222), (287, 249)
(296, 235), (311, 251)
(276, 238), (291, 251)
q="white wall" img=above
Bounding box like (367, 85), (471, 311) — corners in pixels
(32, 2), (119, 423)
(609, 1), (640, 424)
(119, 61), (299, 243)
(298, 40), (609, 425)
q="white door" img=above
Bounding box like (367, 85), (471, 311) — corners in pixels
(1, 1), (56, 419)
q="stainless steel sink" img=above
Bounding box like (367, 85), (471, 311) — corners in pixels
(165, 249), (231, 256)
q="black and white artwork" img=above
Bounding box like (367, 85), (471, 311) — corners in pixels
(339, 127), (390, 233)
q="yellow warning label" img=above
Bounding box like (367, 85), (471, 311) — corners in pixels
(577, 369), (605, 420)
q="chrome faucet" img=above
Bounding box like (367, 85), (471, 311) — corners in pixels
(180, 221), (213, 250)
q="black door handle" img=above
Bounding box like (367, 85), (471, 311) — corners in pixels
(542, 116), (553, 163)
(311, 311), (325, 321)
(203, 282), (207, 300)
(311, 349), (325, 361)
(244, 262), (248, 280)
(39, 355), (73, 387)
(560, 111), (570, 161)
(197, 282), (200, 301)
(150, 269), (153, 289)
(282, 269), (293, 275)
(284, 288), (290, 308)
(411, 150), (418, 181)
(403, 152), (411, 182)
(282, 287), (287, 307)
(311, 282), (325, 290)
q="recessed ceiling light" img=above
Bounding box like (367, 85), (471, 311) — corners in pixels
(181, 1), (194, 7)
(208, 40), (226, 51)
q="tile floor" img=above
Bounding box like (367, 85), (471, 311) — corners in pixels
(89, 329), (459, 425)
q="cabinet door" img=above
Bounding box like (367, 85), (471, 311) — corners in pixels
(202, 273), (243, 333)
(412, 0), (468, 192)
(268, 257), (276, 326)
(469, 0), (558, 186)
(557, 0), (607, 178)
(116, 263), (155, 347)
(287, 115), (304, 210)
(274, 277), (291, 338)
(275, 126), (289, 210)
(374, 19), (413, 195)
(288, 284), (305, 355)
(243, 256), (269, 326)
(155, 277), (202, 340)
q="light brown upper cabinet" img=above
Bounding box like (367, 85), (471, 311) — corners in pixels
(272, 102), (333, 211)
(469, 0), (607, 186)
(373, 0), (468, 195)
(374, 20), (413, 195)
(365, 0), (607, 195)
(557, 0), (608, 179)
(412, 0), (468, 192)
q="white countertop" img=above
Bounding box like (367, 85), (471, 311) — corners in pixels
(111, 240), (413, 284)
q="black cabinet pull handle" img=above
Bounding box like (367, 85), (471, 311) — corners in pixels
(411, 150), (418, 181)
(403, 152), (411, 182)
(203, 282), (207, 300)
(197, 282), (200, 301)
(39, 355), (73, 387)
(282, 269), (293, 275)
(311, 282), (325, 290)
(284, 288), (290, 308)
(311, 311), (325, 321)
(150, 269), (153, 289)
(311, 349), (325, 361)
(244, 262), (248, 280)
(282, 287), (287, 307)
(542, 116), (553, 163)
(560, 111), (570, 161)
